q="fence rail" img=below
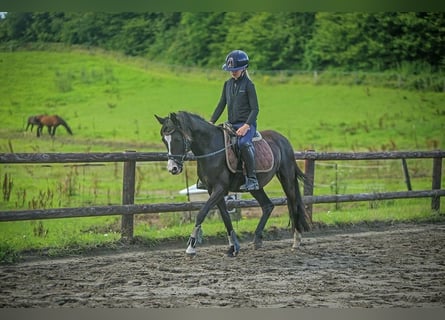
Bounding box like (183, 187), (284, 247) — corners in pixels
(1, 150), (443, 240)
(0, 190), (444, 223)
(1, 150), (443, 163)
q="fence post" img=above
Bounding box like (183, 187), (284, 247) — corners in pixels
(431, 156), (442, 212)
(304, 150), (316, 223)
(334, 163), (340, 210)
(401, 158), (412, 191)
(121, 150), (136, 241)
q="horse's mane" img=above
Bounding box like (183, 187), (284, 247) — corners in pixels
(176, 111), (216, 139)
(176, 111), (207, 125)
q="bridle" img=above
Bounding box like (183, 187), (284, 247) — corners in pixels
(163, 124), (234, 168)
(163, 126), (191, 168)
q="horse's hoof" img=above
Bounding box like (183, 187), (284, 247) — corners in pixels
(253, 241), (262, 250)
(226, 245), (239, 257)
(251, 237), (263, 250)
(186, 245), (196, 256)
(292, 231), (302, 251)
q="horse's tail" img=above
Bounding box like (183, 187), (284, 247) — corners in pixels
(57, 116), (73, 135)
(292, 164), (311, 233)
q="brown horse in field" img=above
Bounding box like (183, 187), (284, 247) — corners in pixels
(27, 115), (73, 137)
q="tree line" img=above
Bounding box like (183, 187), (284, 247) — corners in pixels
(1, 12), (444, 72)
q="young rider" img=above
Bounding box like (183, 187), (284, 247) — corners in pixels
(209, 49), (260, 191)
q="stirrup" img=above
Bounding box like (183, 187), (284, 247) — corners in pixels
(239, 177), (259, 191)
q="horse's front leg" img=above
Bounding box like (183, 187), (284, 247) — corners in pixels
(185, 188), (226, 256)
(216, 199), (240, 257)
(37, 125), (42, 137)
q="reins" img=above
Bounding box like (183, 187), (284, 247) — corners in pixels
(168, 142), (234, 161)
(193, 142), (234, 159)
(167, 127), (235, 162)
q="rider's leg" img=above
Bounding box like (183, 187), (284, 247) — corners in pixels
(239, 143), (259, 191)
(235, 123), (259, 191)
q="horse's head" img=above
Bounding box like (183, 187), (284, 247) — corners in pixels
(155, 113), (191, 175)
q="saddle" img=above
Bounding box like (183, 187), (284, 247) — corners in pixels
(222, 123), (274, 174)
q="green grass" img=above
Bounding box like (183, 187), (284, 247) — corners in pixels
(0, 216), (121, 263)
(0, 216), (120, 251)
(0, 47), (444, 263)
(313, 199), (442, 225)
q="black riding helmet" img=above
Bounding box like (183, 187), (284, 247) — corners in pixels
(222, 50), (249, 71)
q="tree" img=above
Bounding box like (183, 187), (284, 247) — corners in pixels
(60, 12), (114, 46)
(165, 12), (226, 66)
(3, 12), (33, 40)
(377, 12), (445, 70)
(304, 12), (445, 71)
(1, 12), (443, 73)
(118, 14), (154, 56)
(145, 13), (181, 60)
(219, 12), (315, 70)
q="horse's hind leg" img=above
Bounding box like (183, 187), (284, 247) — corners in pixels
(46, 126), (52, 136)
(50, 125), (57, 137)
(216, 199), (240, 257)
(250, 189), (274, 249)
(276, 167), (306, 250)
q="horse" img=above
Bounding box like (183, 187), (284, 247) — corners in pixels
(32, 115), (73, 137)
(156, 111), (310, 257)
(25, 115), (44, 132)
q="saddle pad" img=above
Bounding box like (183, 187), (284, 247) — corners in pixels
(224, 130), (275, 174)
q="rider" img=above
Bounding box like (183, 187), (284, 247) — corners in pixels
(209, 49), (260, 191)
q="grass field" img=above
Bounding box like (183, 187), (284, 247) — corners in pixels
(1, 49), (444, 153)
(0, 47), (444, 262)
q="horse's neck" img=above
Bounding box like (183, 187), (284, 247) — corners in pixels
(189, 124), (223, 156)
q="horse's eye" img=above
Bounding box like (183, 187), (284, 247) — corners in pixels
(163, 127), (175, 135)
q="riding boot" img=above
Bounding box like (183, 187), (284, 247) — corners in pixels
(239, 144), (259, 191)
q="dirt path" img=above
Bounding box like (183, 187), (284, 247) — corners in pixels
(1, 222), (444, 307)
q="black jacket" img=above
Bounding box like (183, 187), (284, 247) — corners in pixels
(210, 72), (259, 126)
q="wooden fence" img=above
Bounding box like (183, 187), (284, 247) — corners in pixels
(1, 150), (444, 240)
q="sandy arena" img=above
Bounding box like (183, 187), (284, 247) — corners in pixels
(1, 221), (444, 307)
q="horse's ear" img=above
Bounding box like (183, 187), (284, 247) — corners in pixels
(169, 112), (179, 126)
(155, 114), (166, 125)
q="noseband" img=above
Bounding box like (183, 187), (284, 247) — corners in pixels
(164, 127), (191, 167)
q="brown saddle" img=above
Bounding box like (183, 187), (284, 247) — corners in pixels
(223, 128), (274, 174)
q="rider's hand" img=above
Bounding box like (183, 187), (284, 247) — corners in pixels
(236, 123), (250, 136)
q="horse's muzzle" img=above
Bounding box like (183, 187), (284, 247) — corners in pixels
(167, 159), (183, 175)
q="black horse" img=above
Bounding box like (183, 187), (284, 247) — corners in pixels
(156, 111), (310, 257)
